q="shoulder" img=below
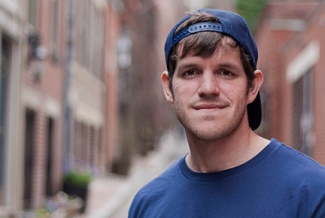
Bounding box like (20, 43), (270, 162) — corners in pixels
(271, 139), (325, 174)
(128, 158), (183, 217)
(256, 139), (325, 217)
(268, 139), (325, 191)
(139, 158), (182, 193)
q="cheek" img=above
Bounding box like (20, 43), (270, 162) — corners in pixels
(174, 80), (198, 94)
(237, 87), (249, 100)
(222, 82), (248, 100)
(172, 84), (193, 109)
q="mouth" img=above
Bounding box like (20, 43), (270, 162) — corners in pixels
(193, 103), (227, 110)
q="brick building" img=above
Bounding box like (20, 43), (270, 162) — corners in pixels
(22, 0), (67, 210)
(255, 1), (325, 164)
(66, 0), (107, 176)
(22, 0), (122, 209)
(0, 0), (122, 216)
(0, 0), (26, 216)
(103, 0), (121, 176)
(110, 0), (170, 175)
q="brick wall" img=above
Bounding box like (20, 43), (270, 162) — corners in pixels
(255, 2), (325, 165)
(22, 0), (66, 209)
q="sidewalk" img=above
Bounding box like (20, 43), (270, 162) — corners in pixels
(76, 131), (188, 218)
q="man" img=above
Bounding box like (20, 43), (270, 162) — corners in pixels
(128, 8), (325, 217)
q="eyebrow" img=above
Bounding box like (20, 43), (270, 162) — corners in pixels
(177, 63), (199, 70)
(217, 62), (240, 70)
(177, 62), (240, 71)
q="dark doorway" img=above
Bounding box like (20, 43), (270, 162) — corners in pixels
(45, 117), (54, 196)
(24, 109), (36, 209)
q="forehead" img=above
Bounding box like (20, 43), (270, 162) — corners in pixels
(176, 42), (243, 70)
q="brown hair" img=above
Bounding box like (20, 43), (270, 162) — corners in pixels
(167, 12), (255, 94)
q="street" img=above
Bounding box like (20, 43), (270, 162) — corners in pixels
(77, 131), (188, 218)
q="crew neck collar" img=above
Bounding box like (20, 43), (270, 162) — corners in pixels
(179, 138), (279, 182)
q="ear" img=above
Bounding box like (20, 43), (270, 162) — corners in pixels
(161, 71), (174, 103)
(247, 69), (263, 104)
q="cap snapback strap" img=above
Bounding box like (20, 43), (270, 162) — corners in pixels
(171, 22), (223, 48)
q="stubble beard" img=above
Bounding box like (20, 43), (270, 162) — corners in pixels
(173, 95), (247, 143)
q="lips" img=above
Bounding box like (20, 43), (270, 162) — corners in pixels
(193, 103), (227, 110)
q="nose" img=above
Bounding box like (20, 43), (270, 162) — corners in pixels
(197, 71), (220, 97)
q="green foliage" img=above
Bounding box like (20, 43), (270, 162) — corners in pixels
(236, 0), (268, 32)
(64, 171), (92, 188)
(36, 207), (51, 217)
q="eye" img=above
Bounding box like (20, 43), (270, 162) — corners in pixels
(183, 69), (200, 78)
(218, 70), (234, 78)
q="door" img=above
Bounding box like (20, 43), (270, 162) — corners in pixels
(24, 109), (36, 208)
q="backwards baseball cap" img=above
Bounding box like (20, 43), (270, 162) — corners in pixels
(164, 8), (262, 130)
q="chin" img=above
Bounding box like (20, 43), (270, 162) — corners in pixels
(187, 127), (232, 142)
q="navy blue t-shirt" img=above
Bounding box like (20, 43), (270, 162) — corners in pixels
(129, 139), (325, 217)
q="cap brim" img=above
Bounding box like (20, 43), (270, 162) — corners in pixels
(247, 92), (262, 130)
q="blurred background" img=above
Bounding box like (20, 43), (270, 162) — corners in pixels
(1, 0), (325, 217)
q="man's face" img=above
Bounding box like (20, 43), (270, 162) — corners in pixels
(163, 41), (255, 142)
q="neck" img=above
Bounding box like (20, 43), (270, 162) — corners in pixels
(185, 127), (270, 173)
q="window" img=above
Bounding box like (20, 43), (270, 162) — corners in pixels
(73, 0), (88, 66)
(73, 121), (89, 167)
(292, 69), (314, 155)
(89, 127), (95, 166)
(50, 0), (60, 61)
(28, 0), (39, 28)
(0, 37), (10, 204)
(73, 0), (104, 78)
(90, 7), (104, 79)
